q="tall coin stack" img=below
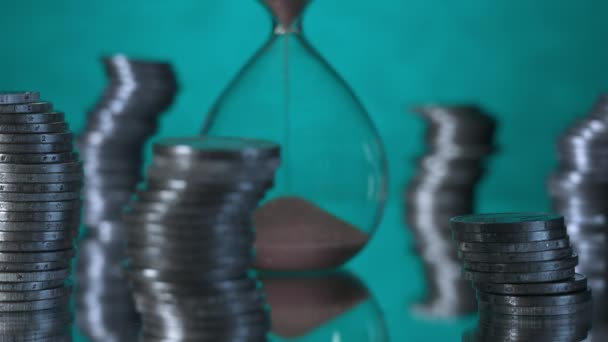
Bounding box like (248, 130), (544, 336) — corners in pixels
(75, 55), (179, 341)
(405, 105), (496, 316)
(124, 137), (280, 341)
(451, 213), (593, 342)
(548, 94), (608, 329)
(0, 91), (83, 341)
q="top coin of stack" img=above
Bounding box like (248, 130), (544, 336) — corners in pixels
(451, 213), (592, 341)
(0, 91), (82, 340)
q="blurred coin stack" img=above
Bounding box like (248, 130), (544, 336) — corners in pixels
(548, 94), (608, 326)
(124, 137), (280, 341)
(0, 91), (83, 341)
(404, 105), (496, 316)
(75, 55), (179, 341)
(451, 213), (592, 342)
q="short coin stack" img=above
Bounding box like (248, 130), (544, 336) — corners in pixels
(75, 55), (178, 341)
(451, 213), (593, 341)
(548, 94), (608, 325)
(405, 105), (496, 317)
(0, 91), (82, 340)
(124, 136), (280, 341)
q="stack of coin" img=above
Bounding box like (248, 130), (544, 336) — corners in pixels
(463, 310), (594, 342)
(124, 136), (280, 341)
(75, 55), (178, 341)
(451, 213), (593, 341)
(404, 105), (496, 317)
(0, 91), (82, 341)
(548, 94), (608, 327)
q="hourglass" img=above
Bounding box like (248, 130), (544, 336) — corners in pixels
(202, 0), (387, 271)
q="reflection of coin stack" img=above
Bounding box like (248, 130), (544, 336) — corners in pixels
(451, 213), (592, 342)
(405, 105), (495, 317)
(75, 56), (178, 341)
(124, 137), (279, 341)
(548, 95), (608, 329)
(0, 91), (82, 340)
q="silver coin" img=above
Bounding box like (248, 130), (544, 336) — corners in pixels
(0, 92), (40, 105)
(478, 300), (591, 316)
(0, 239), (73, 252)
(0, 279), (66, 291)
(0, 220), (78, 232)
(0, 192), (80, 202)
(464, 254), (579, 273)
(474, 273), (588, 295)
(0, 122), (67, 133)
(0, 133), (73, 144)
(0, 142), (73, 154)
(0, 269), (70, 282)
(0, 230), (74, 241)
(477, 289), (592, 307)
(0, 152), (78, 164)
(0, 260), (71, 272)
(0, 294), (69, 312)
(0, 182), (81, 193)
(457, 238), (570, 253)
(0, 162), (81, 174)
(453, 228), (567, 243)
(0, 102), (53, 114)
(0, 286), (70, 302)
(0, 249), (74, 263)
(0, 201), (81, 212)
(0, 172), (82, 184)
(153, 137), (280, 160)
(464, 268), (575, 283)
(0, 112), (63, 124)
(458, 247), (573, 263)
(451, 213), (565, 233)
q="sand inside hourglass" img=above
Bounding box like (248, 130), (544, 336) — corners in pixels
(254, 197), (370, 271)
(262, 0), (310, 29)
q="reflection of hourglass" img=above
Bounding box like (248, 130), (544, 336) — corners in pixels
(262, 272), (389, 341)
(202, 0), (388, 271)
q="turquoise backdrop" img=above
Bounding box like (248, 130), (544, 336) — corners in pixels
(2, 0), (608, 340)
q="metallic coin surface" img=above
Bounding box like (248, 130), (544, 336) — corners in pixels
(453, 228), (567, 243)
(478, 300), (591, 316)
(0, 152), (78, 164)
(0, 172), (82, 183)
(464, 268), (575, 283)
(457, 238), (570, 253)
(0, 112), (63, 124)
(451, 213), (565, 233)
(0, 92), (40, 105)
(464, 254), (578, 273)
(0, 102), (52, 114)
(477, 289), (591, 306)
(0, 161), (81, 173)
(474, 274), (588, 295)
(458, 247), (573, 263)
(0, 286), (70, 302)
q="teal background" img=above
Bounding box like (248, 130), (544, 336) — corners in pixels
(2, 0), (608, 340)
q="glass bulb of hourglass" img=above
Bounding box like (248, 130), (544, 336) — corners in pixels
(202, 0), (387, 271)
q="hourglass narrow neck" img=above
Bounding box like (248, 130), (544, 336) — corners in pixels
(274, 19), (303, 35)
